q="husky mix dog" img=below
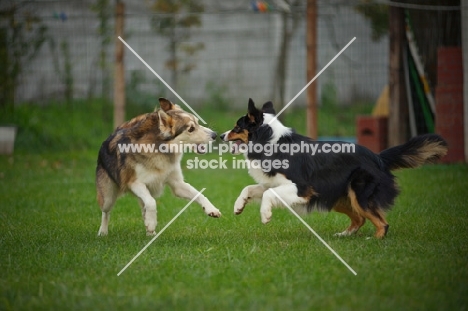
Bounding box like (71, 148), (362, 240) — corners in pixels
(96, 98), (221, 236)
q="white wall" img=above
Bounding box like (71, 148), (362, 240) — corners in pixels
(15, 0), (388, 108)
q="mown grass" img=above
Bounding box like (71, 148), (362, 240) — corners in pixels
(1, 100), (467, 310)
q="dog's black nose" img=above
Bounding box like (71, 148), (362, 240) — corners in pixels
(220, 133), (225, 141)
(211, 131), (217, 140)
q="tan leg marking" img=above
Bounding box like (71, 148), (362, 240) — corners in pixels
(348, 188), (389, 238)
(333, 199), (366, 236)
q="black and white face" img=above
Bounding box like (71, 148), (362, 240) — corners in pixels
(220, 98), (275, 153)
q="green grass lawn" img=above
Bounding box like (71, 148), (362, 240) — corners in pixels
(1, 100), (467, 310)
(1, 150), (467, 310)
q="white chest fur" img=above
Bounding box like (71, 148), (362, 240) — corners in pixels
(248, 165), (292, 188)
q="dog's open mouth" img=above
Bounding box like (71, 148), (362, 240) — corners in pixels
(231, 140), (245, 154)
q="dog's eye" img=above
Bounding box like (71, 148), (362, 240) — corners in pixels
(233, 126), (240, 133)
(188, 126), (195, 133)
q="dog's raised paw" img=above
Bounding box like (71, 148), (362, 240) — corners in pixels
(207, 210), (222, 218)
(233, 205), (245, 215)
(233, 198), (246, 215)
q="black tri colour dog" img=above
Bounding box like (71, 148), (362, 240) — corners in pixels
(221, 99), (447, 238)
(96, 98), (221, 236)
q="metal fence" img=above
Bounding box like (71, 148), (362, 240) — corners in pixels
(2, 0), (393, 110)
(5, 0), (444, 111)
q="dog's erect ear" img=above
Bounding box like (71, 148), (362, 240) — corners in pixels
(247, 98), (258, 115)
(157, 109), (172, 127)
(247, 98), (263, 125)
(159, 97), (175, 112)
(156, 109), (173, 140)
(262, 101), (275, 114)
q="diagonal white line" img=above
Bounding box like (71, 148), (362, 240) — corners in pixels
(270, 37), (357, 124)
(118, 36), (207, 124)
(269, 189), (357, 276)
(117, 188), (206, 276)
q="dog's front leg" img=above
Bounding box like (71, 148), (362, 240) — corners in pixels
(234, 184), (266, 215)
(168, 177), (221, 218)
(129, 182), (157, 235)
(260, 184), (308, 224)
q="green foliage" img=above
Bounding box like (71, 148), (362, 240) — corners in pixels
(125, 70), (165, 117)
(203, 80), (232, 112)
(149, 0), (205, 86)
(0, 99), (114, 153)
(354, 0), (389, 42)
(321, 79), (338, 110)
(61, 41), (74, 102)
(319, 101), (373, 137)
(48, 38), (74, 102)
(0, 4), (48, 109)
(0, 98), (374, 154)
(282, 102), (373, 137)
(90, 0), (112, 97)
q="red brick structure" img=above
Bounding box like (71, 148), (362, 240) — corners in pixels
(435, 47), (464, 163)
(357, 116), (388, 153)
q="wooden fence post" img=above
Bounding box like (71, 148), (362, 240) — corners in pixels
(388, 6), (408, 146)
(306, 0), (317, 139)
(113, 1), (125, 129)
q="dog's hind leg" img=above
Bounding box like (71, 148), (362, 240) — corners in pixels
(348, 188), (389, 238)
(129, 182), (157, 236)
(259, 184), (308, 224)
(96, 168), (118, 236)
(234, 184), (266, 215)
(333, 200), (366, 237)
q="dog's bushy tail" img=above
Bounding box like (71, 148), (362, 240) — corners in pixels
(379, 134), (448, 170)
